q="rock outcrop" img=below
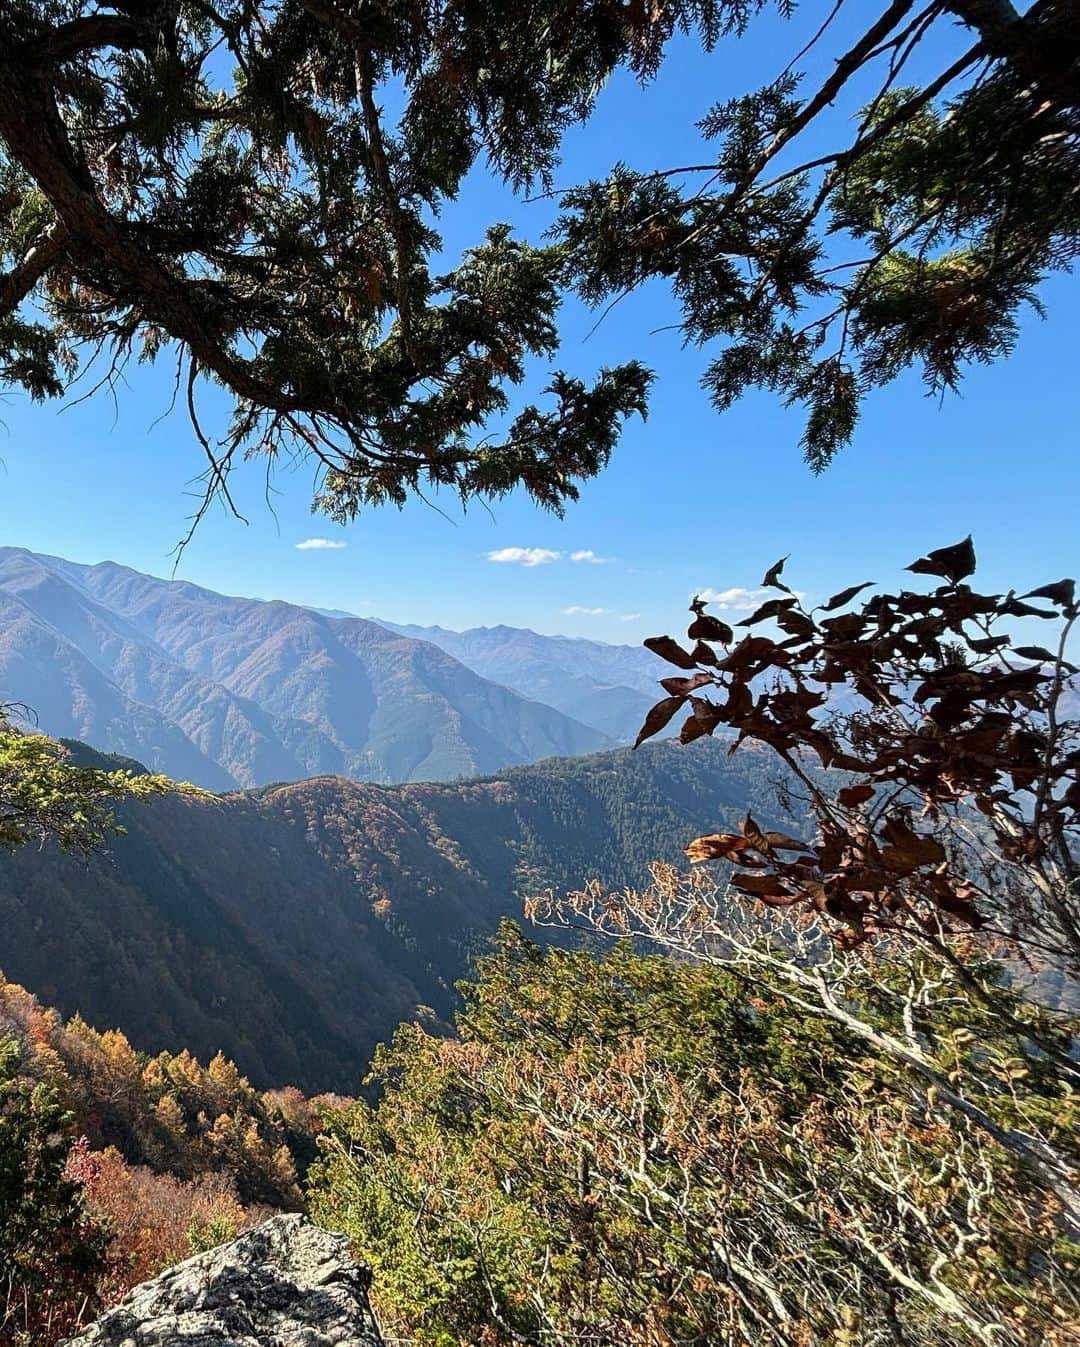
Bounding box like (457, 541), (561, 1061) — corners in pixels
(64, 1213), (384, 1346)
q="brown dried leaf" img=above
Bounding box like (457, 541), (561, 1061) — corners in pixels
(739, 597), (798, 627)
(820, 582), (873, 612)
(685, 833), (750, 863)
(968, 635), (1010, 654)
(731, 872), (797, 901)
(905, 536), (976, 585)
(717, 636), (784, 673)
(722, 680), (753, 722)
(680, 697), (724, 744)
(775, 609), (818, 640)
(1022, 579), (1075, 608)
(878, 818), (946, 873)
(1001, 596), (1057, 619)
(633, 696), (685, 749)
(761, 555), (792, 591)
(644, 636), (698, 669)
(762, 831), (811, 852)
(690, 640), (721, 668)
(838, 784), (875, 807)
(660, 672), (716, 697)
(1012, 645), (1059, 664)
(688, 613), (733, 644)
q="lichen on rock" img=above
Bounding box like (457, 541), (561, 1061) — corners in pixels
(63, 1213), (383, 1346)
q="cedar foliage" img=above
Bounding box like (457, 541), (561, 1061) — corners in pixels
(0, 0), (655, 525)
(554, 2), (1080, 468)
(3, 2), (1077, 503)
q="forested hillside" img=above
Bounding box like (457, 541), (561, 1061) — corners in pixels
(0, 973), (336, 1338)
(0, 739), (786, 1093)
(0, 976), (328, 1208)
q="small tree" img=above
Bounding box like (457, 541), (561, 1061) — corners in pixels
(0, 1037), (106, 1344)
(0, 712), (172, 854)
(631, 538), (1078, 983)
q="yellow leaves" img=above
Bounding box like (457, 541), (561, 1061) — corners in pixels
(154, 1093), (185, 1134)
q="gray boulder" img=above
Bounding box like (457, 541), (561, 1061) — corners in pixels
(63, 1213), (384, 1346)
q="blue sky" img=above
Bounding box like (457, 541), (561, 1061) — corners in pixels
(1, 7), (1076, 643)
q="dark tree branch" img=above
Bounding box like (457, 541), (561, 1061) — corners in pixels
(945, 0), (1080, 113)
(30, 14), (145, 63)
(0, 65), (307, 416)
(0, 219), (67, 314)
(354, 46), (416, 355)
(750, 0), (922, 182)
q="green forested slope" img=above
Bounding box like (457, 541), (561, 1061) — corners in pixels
(0, 740), (786, 1092)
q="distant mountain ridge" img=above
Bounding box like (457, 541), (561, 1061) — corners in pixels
(0, 548), (610, 788)
(0, 738), (789, 1092)
(372, 619), (661, 742)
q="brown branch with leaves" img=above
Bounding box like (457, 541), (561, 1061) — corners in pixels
(631, 538), (1079, 985)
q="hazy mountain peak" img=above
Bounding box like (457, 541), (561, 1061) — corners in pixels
(373, 616), (663, 741)
(0, 548), (611, 788)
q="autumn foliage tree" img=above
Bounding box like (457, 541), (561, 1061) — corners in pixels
(311, 924), (1079, 1347)
(0, 1037), (106, 1345)
(64, 1139), (255, 1304)
(0, 974), (340, 1343)
(632, 538), (1078, 979)
(0, 973), (327, 1209)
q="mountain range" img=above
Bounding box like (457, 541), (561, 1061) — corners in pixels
(372, 620), (660, 742)
(0, 738), (787, 1092)
(0, 548), (666, 789)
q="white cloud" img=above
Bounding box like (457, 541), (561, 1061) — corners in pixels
(619, 612), (642, 622)
(482, 547), (613, 568)
(694, 586), (769, 609)
(563, 605), (607, 616)
(486, 547), (562, 567)
(296, 538), (347, 551)
(694, 585), (805, 610)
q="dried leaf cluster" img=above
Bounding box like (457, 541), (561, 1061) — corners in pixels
(636, 540), (1079, 971)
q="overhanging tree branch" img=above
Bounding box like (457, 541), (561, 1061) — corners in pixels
(0, 219), (67, 314)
